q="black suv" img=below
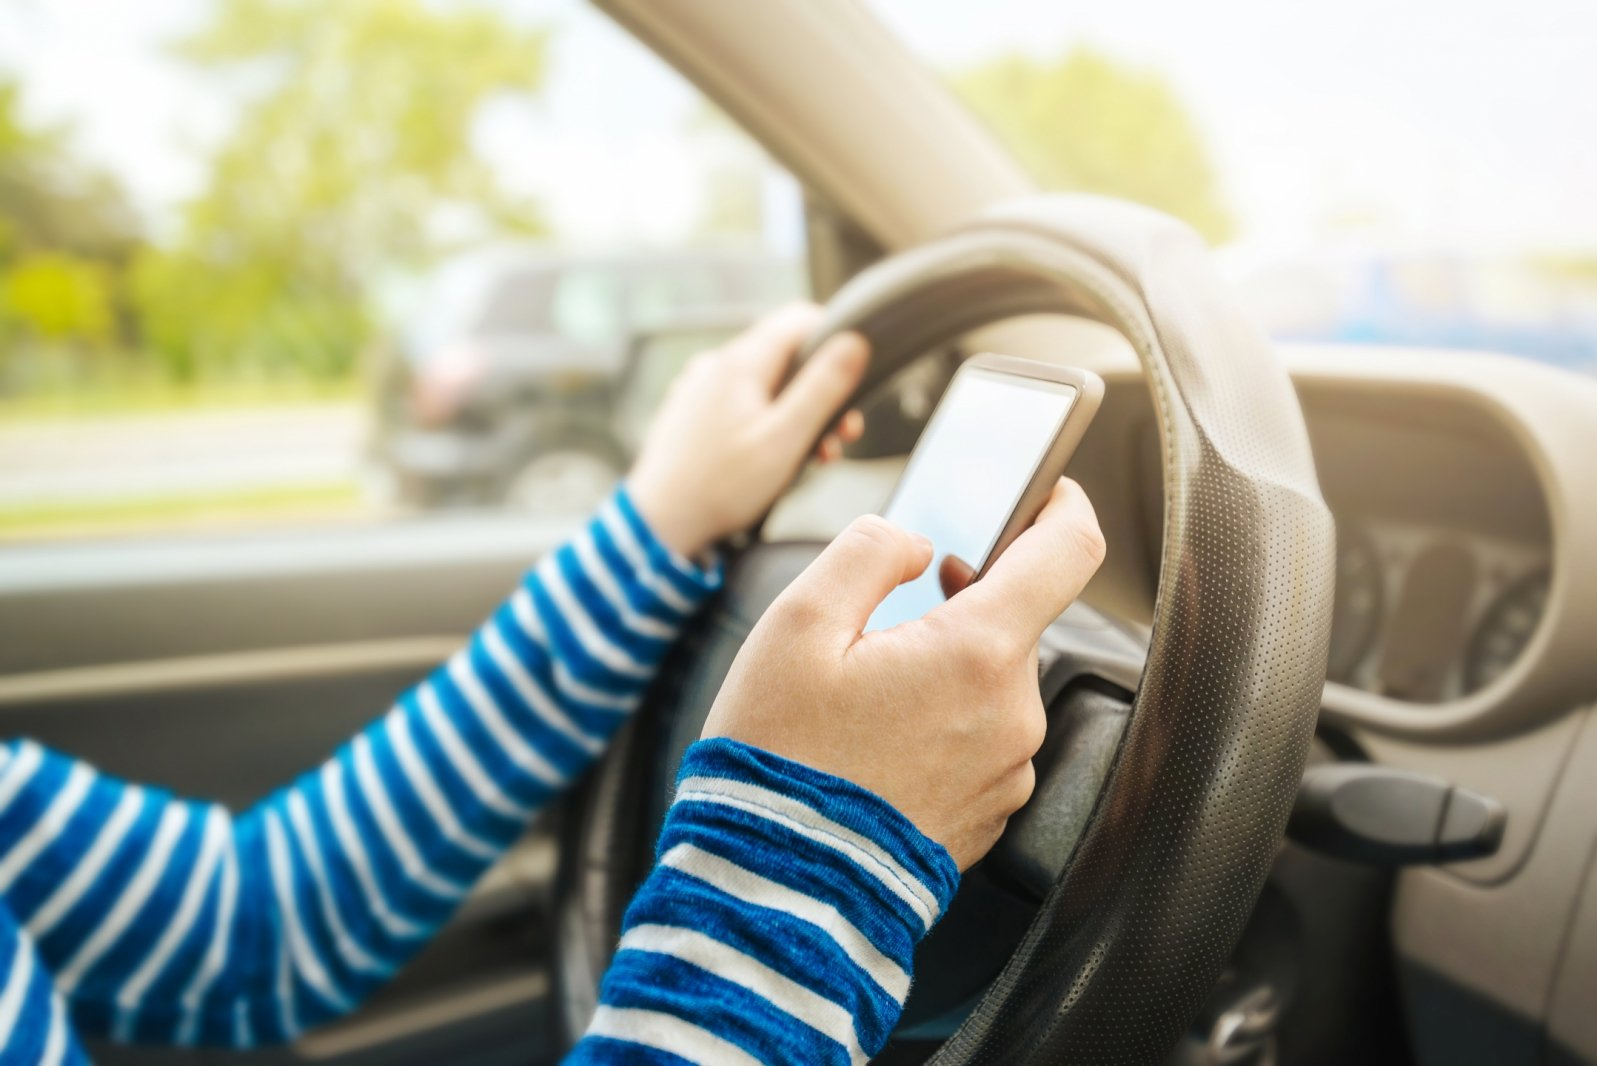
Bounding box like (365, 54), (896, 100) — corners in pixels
(369, 247), (799, 514)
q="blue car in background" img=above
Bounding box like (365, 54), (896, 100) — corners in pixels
(1230, 248), (1597, 372)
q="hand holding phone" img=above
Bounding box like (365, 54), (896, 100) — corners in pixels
(866, 354), (1103, 632)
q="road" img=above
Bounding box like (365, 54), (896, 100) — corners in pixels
(0, 404), (367, 506)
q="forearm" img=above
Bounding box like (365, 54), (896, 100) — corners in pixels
(0, 487), (721, 1047)
(278, 485), (723, 910)
(568, 739), (960, 1065)
(212, 486), (723, 1037)
(0, 898), (89, 1065)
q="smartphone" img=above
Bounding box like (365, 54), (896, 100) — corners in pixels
(865, 354), (1104, 632)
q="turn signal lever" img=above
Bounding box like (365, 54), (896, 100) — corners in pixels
(1288, 763), (1506, 866)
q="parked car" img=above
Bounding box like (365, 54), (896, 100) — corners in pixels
(369, 248), (801, 514)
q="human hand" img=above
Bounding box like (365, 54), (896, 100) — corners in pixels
(701, 478), (1107, 869)
(626, 302), (867, 559)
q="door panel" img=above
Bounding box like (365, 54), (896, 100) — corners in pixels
(0, 515), (578, 1065)
(0, 517), (575, 674)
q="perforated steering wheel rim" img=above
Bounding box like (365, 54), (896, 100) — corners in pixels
(555, 193), (1336, 1065)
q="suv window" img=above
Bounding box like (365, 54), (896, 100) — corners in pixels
(475, 267), (558, 338)
(549, 266), (630, 348)
(630, 262), (731, 325)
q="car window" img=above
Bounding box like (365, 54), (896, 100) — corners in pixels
(745, 260), (807, 305)
(549, 266), (630, 348)
(473, 266), (558, 339)
(0, 0), (804, 542)
(629, 262), (733, 325)
(865, 0), (1597, 373)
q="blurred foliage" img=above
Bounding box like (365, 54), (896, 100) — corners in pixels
(1, 252), (116, 343)
(1, 1), (550, 394)
(0, 481), (361, 543)
(128, 247), (366, 382)
(0, 80), (138, 362)
(134, 0), (550, 381)
(1533, 255), (1597, 285)
(687, 104), (766, 239)
(955, 47), (1232, 243)
(696, 165), (764, 239)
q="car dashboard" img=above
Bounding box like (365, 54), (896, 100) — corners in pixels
(769, 334), (1597, 1065)
(1129, 371), (1555, 706)
(1041, 339), (1597, 1066)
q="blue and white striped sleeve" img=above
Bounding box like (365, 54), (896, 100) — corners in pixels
(0, 813), (90, 1065)
(570, 738), (961, 1065)
(0, 486), (721, 1053)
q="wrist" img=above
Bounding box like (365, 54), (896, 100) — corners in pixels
(609, 484), (726, 602)
(623, 473), (718, 560)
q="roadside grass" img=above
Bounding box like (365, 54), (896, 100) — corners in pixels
(0, 482), (369, 543)
(0, 377), (363, 422)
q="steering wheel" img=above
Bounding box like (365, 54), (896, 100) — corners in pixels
(553, 194), (1336, 1064)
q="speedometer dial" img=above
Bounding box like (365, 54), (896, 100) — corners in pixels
(1465, 570), (1549, 694)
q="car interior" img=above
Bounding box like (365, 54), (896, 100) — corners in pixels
(2, 1), (1594, 1064)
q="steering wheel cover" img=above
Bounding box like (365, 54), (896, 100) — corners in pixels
(562, 194), (1336, 1063)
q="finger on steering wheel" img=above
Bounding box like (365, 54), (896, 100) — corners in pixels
(815, 408), (865, 464)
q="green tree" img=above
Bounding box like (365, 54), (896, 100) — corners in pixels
(1, 252), (116, 344)
(0, 80), (138, 369)
(955, 48), (1232, 244)
(138, 0), (550, 380)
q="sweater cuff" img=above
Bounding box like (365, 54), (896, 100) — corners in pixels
(598, 739), (960, 1062)
(669, 739), (960, 927)
(665, 738), (959, 975)
(610, 485), (724, 609)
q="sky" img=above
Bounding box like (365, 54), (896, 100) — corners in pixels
(0, 0), (768, 248)
(1, 0), (1594, 256)
(868, 0), (1597, 255)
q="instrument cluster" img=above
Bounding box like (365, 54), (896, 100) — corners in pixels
(1329, 519), (1549, 702)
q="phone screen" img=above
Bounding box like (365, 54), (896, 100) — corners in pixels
(866, 367), (1080, 632)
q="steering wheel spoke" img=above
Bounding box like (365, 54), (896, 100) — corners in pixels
(990, 605), (1147, 899)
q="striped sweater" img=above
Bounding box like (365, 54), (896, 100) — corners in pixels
(0, 487), (959, 1064)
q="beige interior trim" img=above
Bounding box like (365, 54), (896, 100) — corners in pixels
(1546, 813), (1597, 1061)
(592, 0), (1031, 250)
(1358, 713), (1584, 886)
(295, 971), (549, 1059)
(0, 637), (462, 709)
(1390, 704), (1597, 1024)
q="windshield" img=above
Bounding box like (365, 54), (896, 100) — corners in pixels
(867, 0), (1597, 372)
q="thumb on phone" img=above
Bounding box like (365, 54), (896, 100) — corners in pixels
(777, 514), (932, 647)
(944, 478), (1105, 640)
